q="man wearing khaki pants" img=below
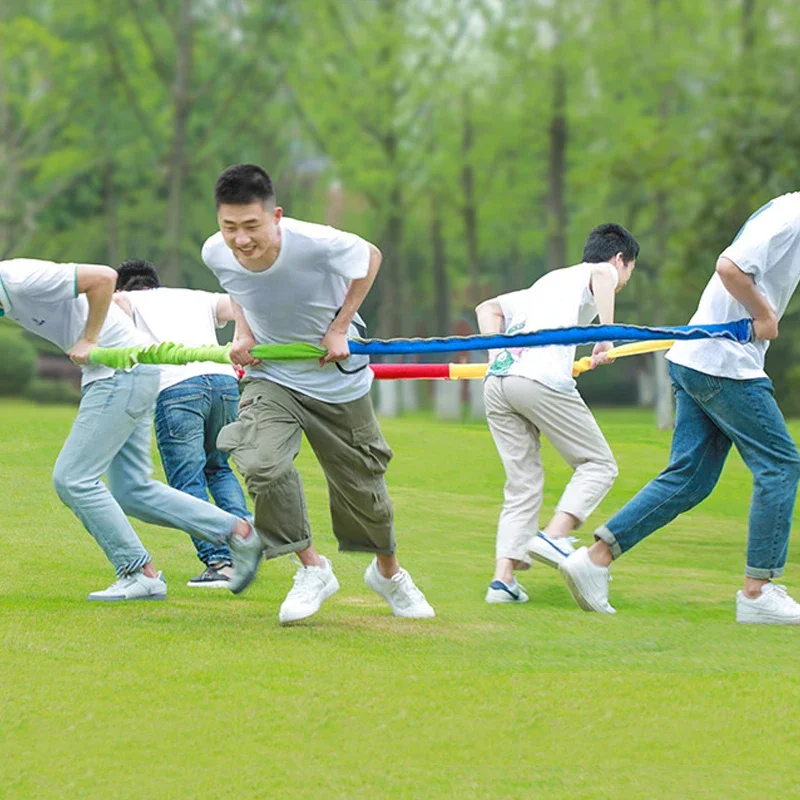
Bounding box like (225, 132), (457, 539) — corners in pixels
(476, 223), (639, 604)
(203, 163), (434, 624)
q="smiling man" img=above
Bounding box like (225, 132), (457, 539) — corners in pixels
(201, 163), (434, 623)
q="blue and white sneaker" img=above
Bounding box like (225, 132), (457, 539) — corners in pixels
(529, 532), (577, 569)
(485, 579), (529, 604)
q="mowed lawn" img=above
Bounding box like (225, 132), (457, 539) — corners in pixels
(2, 398), (800, 799)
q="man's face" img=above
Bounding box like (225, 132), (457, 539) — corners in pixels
(217, 202), (283, 270)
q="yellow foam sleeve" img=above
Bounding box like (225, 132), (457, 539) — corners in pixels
(572, 340), (675, 377)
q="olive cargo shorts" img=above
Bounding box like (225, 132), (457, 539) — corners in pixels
(217, 379), (396, 558)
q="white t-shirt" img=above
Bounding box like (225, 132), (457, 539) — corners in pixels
(124, 287), (237, 393)
(486, 262), (618, 394)
(668, 192), (800, 379)
(0, 258), (151, 386)
(202, 217), (373, 404)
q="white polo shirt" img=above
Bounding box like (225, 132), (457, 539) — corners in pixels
(202, 217), (373, 404)
(123, 287), (237, 393)
(486, 262), (618, 394)
(668, 192), (800, 379)
(0, 258), (151, 386)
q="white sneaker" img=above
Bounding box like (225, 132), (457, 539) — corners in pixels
(529, 532), (577, 568)
(278, 556), (340, 624)
(559, 547), (615, 614)
(228, 524), (263, 595)
(88, 570), (167, 602)
(485, 579), (529, 604)
(736, 583), (800, 625)
(364, 559), (435, 618)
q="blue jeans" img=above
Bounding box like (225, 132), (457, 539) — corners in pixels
(597, 362), (800, 579)
(154, 375), (249, 566)
(52, 367), (242, 577)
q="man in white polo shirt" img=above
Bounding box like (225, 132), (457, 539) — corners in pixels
(0, 258), (258, 601)
(115, 259), (250, 588)
(202, 163), (434, 623)
(476, 223), (638, 605)
(560, 192), (800, 624)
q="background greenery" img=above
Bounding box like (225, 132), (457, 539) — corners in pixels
(5, 0), (800, 410)
(2, 400), (799, 798)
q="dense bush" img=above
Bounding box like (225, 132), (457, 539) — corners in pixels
(25, 379), (81, 405)
(0, 323), (37, 396)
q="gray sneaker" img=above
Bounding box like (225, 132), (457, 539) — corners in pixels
(559, 547), (615, 614)
(88, 570), (167, 602)
(228, 526), (263, 595)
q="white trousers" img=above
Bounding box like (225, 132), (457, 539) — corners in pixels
(484, 376), (618, 564)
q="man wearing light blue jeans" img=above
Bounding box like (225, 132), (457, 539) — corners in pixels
(115, 259), (250, 588)
(0, 258), (260, 601)
(560, 192), (800, 624)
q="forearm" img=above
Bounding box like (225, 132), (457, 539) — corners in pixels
(232, 298), (256, 341)
(328, 246), (381, 335)
(716, 257), (774, 320)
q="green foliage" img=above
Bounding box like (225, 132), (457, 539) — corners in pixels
(4, 1), (800, 412)
(25, 378), (81, 405)
(0, 323), (37, 396)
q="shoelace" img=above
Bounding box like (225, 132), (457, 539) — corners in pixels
(392, 571), (426, 608)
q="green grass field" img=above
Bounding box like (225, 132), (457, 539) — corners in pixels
(2, 398), (800, 799)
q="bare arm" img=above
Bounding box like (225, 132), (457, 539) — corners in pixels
(475, 298), (505, 335)
(716, 256), (778, 339)
(229, 298), (261, 366)
(589, 265), (617, 368)
(69, 265), (117, 364)
(215, 295), (235, 325)
(320, 243), (382, 364)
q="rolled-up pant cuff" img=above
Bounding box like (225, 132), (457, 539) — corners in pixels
(118, 553), (151, 577)
(262, 537), (314, 561)
(594, 525), (623, 559)
(745, 565), (785, 579)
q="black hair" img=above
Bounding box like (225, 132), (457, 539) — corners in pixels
(582, 223), (640, 264)
(214, 163), (275, 208)
(116, 259), (160, 291)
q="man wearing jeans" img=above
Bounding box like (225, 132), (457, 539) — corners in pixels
(0, 258), (259, 601)
(560, 192), (800, 624)
(115, 259), (249, 588)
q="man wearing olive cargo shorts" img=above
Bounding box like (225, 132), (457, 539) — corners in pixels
(203, 163), (435, 623)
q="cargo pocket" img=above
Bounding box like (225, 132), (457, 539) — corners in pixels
(351, 420), (394, 476)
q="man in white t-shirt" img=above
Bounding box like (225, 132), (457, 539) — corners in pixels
(0, 259), (257, 601)
(202, 163), (434, 623)
(476, 224), (638, 605)
(561, 192), (800, 624)
(114, 259), (250, 588)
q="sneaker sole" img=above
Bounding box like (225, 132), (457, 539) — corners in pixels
(186, 580), (229, 588)
(279, 577), (340, 624)
(558, 567), (597, 611)
(736, 613), (800, 625)
(87, 593), (167, 602)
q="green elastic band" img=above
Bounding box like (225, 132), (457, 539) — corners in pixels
(89, 341), (327, 369)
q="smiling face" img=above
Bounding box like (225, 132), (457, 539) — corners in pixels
(217, 201), (283, 271)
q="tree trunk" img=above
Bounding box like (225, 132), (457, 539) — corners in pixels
(460, 91), (481, 307)
(163, 0), (193, 286)
(546, 61), (567, 270)
(431, 202), (450, 335)
(103, 161), (120, 267)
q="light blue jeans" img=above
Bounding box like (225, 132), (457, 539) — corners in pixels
(52, 366), (243, 577)
(596, 362), (800, 579)
(154, 375), (248, 567)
